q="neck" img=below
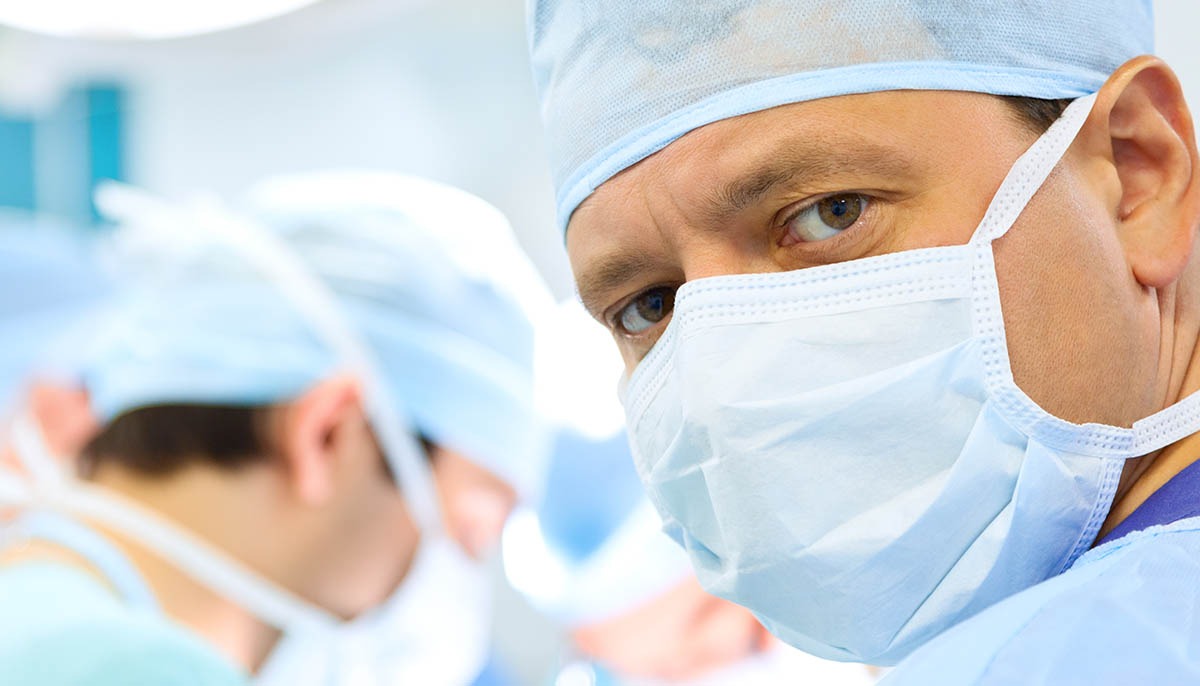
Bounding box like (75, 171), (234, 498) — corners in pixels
(87, 463), (292, 673)
(1100, 281), (1200, 540)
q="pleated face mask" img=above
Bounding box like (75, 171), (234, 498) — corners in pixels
(620, 93), (1200, 665)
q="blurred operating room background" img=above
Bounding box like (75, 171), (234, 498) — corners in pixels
(0, 0), (569, 294)
(4, 0), (1200, 294)
(1, 1), (1199, 684)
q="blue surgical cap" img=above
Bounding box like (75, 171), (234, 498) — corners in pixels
(86, 173), (552, 497)
(529, 0), (1155, 230)
(0, 220), (112, 411)
(537, 429), (646, 563)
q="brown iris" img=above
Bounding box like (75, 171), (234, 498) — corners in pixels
(816, 194), (864, 231)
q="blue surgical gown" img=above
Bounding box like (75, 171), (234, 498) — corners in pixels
(0, 561), (247, 685)
(881, 515), (1200, 685)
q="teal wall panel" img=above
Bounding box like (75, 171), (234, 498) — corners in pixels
(0, 117), (35, 210)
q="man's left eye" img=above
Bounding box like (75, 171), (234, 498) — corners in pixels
(783, 193), (869, 244)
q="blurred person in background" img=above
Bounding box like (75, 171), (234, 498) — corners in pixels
(0, 172), (552, 686)
(506, 303), (878, 685)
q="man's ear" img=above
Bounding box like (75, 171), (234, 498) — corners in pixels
(1083, 56), (1200, 289)
(279, 375), (365, 505)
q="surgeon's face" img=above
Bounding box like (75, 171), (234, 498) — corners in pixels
(568, 86), (1183, 429)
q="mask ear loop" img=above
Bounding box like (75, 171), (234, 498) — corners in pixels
(95, 183), (444, 536)
(968, 94), (1200, 455)
(55, 481), (341, 632)
(0, 469), (28, 507)
(6, 411), (69, 494)
(969, 92), (1098, 246)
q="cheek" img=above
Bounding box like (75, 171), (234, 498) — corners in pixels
(993, 181), (1159, 426)
(433, 450), (517, 554)
(619, 339), (647, 374)
(315, 466), (417, 616)
(351, 491), (419, 612)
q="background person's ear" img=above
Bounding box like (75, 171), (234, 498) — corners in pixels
(27, 381), (99, 456)
(279, 375), (365, 505)
(1084, 56), (1200, 289)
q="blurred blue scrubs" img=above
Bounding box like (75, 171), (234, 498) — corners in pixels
(0, 514), (245, 685)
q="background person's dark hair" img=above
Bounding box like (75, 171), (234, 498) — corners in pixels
(81, 404), (274, 477)
(81, 402), (424, 479)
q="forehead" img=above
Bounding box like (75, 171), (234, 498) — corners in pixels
(575, 89), (1005, 221)
(566, 90), (1013, 305)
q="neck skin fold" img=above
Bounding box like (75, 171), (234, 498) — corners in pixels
(1100, 255), (1200, 540)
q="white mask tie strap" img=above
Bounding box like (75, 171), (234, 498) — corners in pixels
(971, 92), (1098, 245)
(47, 482), (339, 633)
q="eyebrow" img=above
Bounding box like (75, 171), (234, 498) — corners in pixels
(699, 141), (912, 226)
(576, 250), (664, 321)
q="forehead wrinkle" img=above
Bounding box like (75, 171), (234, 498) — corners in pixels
(697, 139), (914, 227)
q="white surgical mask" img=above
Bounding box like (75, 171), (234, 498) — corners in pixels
(621, 92), (1200, 665)
(256, 537), (492, 686)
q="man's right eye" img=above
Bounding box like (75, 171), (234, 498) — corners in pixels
(615, 286), (676, 335)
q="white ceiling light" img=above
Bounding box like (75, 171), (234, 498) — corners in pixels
(0, 0), (324, 40)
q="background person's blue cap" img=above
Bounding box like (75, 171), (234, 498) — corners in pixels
(0, 217), (113, 412)
(502, 427), (694, 626)
(86, 173), (554, 499)
(528, 0), (1155, 231)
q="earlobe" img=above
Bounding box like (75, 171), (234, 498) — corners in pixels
(280, 375), (364, 505)
(1094, 56), (1200, 289)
